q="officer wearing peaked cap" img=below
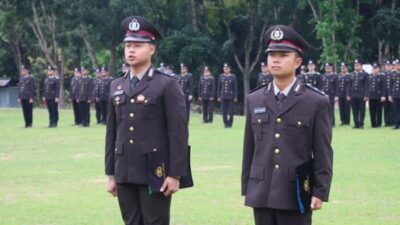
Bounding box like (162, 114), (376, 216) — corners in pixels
(242, 25), (333, 225)
(94, 68), (103, 124)
(70, 68), (82, 125)
(105, 16), (190, 225)
(177, 63), (193, 122)
(198, 66), (216, 123)
(389, 60), (400, 129)
(99, 67), (113, 125)
(383, 60), (394, 126)
(42, 66), (60, 128)
(321, 62), (338, 126)
(217, 63), (238, 128)
(337, 62), (351, 125)
(18, 64), (36, 128)
(77, 66), (94, 127)
(257, 62), (273, 87)
(306, 60), (322, 90)
(296, 65), (308, 84)
(347, 59), (369, 129)
(368, 63), (385, 128)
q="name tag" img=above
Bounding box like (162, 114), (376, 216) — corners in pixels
(254, 107), (266, 114)
(113, 90), (123, 96)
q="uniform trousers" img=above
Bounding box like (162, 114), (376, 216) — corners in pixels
(95, 102), (101, 123)
(253, 208), (312, 225)
(393, 98), (400, 128)
(46, 98), (59, 126)
(351, 98), (366, 128)
(116, 183), (171, 225)
(21, 99), (33, 127)
(383, 99), (394, 126)
(201, 99), (214, 123)
(185, 100), (191, 122)
(338, 97), (351, 125)
(79, 101), (90, 127)
(369, 99), (382, 127)
(221, 99), (234, 127)
(100, 100), (108, 124)
(72, 100), (81, 125)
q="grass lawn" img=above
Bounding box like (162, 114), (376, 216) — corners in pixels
(0, 107), (399, 225)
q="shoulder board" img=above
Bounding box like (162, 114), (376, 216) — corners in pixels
(305, 83), (325, 95)
(250, 84), (267, 94)
(115, 72), (127, 78)
(155, 69), (174, 78)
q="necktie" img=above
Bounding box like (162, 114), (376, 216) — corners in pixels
(276, 92), (286, 110)
(131, 76), (139, 92)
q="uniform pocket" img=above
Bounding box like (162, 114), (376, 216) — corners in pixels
(287, 115), (311, 128)
(252, 114), (269, 141)
(249, 165), (265, 180)
(140, 142), (168, 155)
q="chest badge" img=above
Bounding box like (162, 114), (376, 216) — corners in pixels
(117, 85), (122, 90)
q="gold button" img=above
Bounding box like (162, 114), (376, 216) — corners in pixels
(275, 164), (280, 169)
(129, 113), (134, 118)
(130, 99), (135, 103)
(116, 101), (120, 105)
(276, 118), (282, 123)
(153, 148), (157, 152)
(129, 127), (134, 131)
(275, 148), (280, 154)
(257, 119), (262, 123)
(275, 133), (280, 139)
(297, 121), (302, 126)
(144, 100), (148, 104)
(129, 140), (134, 144)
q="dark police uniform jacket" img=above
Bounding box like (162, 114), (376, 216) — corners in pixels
(306, 72), (322, 90)
(70, 76), (80, 100)
(93, 78), (102, 100)
(177, 73), (193, 101)
(368, 73), (385, 100)
(42, 76), (60, 99)
(296, 74), (310, 85)
(242, 80), (333, 210)
(383, 71), (392, 97)
(99, 77), (113, 101)
(347, 71), (369, 98)
(77, 76), (94, 102)
(19, 75), (36, 100)
(217, 74), (238, 100)
(198, 76), (215, 100)
(336, 74), (350, 98)
(257, 73), (273, 87)
(389, 71), (400, 98)
(321, 73), (338, 99)
(105, 67), (189, 184)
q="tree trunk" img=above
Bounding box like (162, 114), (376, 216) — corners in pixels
(110, 42), (117, 76)
(189, 0), (198, 30)
(77, 23), (98, 70)
(378, 40), (383, 64)
(59, 47), (66, 108)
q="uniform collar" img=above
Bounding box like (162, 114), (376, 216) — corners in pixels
(273, 77), (297, 96)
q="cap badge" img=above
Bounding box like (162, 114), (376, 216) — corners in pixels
(129, 18), (140, 32)
(271, 27), (284, 41)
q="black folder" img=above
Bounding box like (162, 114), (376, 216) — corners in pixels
(295, 159), (313, 214)
(147, 146), (194, 195)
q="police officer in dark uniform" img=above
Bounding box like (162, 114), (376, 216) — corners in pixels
(347, 59), (369, 129)
(337, 62), (351, 125)
(105, 16), (189, 225)
(94, 68), (102, 124)
(242, 25), (333, 225)
(321, 63), (338, 126)
(257, 62), (273, 87)
(383, 60), (394, 126)
(368, 63), (385, 128)
(77, 66), (94, 127)
(306, 60), (322, 89)
(18, 64), (36, 128)
(296, 65), (308, 84)
(389, 60), (400, 129)
(42, 66), (60, 128)
(99, 67), (113, 125)
(177, 63), (193, 121)
(198, 66), (215, 123)
(70, 68), (81, 125)
(217, 63), (238, 128)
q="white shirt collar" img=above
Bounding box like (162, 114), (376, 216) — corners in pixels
(130, 66), (150, 80)
(273, 78), (297, 96)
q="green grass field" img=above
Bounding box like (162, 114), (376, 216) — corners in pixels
(0, 108), (399, 225)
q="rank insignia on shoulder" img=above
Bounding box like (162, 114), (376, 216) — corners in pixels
(304, 83), (325, 95)
(113, 90), (123, 96)
(254, 107), (266, 114)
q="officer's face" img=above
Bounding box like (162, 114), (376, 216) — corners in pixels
(47, 70), (54, 76)
(354, 63), (362, 71)
(300, 70), (305, 75)
(268, 51), (302, 78)
(308, 64), (315, 72)
(373, 67), (380, 74)
(101, 71), (108, 77)
(223, 67), (231, 74)
(385, 64), (393, 71)
(261, 66), (268, 73)
(74, 71), (81, 77)
(124, 42), (155, 67)
(325, 66), (332, 74)
(181, 67), (188, 74)
(21, 69), (29, 76)
(82, 69), (88, 76)
(203, 70), (211, 76)
(341, 66), (347, 74)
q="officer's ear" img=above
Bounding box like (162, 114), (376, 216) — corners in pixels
(294, 52), (303, 69)
(147, 43), (156, 56)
